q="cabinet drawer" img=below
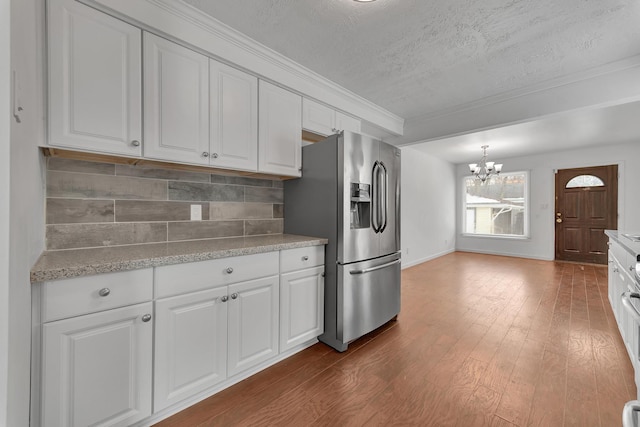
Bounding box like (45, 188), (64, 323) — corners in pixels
(42, 269), (153, 322)
(155, 252), (279, 298)
(280, 246), (325, 273)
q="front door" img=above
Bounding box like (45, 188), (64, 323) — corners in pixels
(555, 165), (618, 264)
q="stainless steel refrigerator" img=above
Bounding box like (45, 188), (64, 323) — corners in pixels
(284, 131), (401, 352)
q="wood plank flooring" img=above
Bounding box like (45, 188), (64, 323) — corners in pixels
(154, 252), (635, 426)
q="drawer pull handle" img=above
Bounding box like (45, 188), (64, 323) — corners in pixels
(98, 288), (111, 297)
(226, 267), (234, 274)
(141, 314), (152, 322)
(231, 293), (238, 300)
(631, 266), (636, 272)
(302, 256), (309, 261)
(221, 295), (229, 302)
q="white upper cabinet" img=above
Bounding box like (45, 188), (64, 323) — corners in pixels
(302, 99), (334, 136)
(258, 81), (302, 177)
(302, 98), (361, 136)
(209, 60), (258, 171)
(143, 32), (210, 164)
(48, 0), (142, 156)
(335, 111), (361, 134)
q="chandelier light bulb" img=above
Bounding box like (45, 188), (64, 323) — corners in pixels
(470, 145), (502, 183)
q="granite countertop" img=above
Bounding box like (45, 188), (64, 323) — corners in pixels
(31, 234), (328, 283)
(605, 230), (640, 259)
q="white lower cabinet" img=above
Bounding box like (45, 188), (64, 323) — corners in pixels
(153, 287), (228, 412)
(608, 237), (640, 398)
(280, 266), (324, 351)
(153, 274), (279, 411)
(36, 246), (325, 425)
(41, 302), (153, 427)
(227, 276), (280, 376)
(279, 246), (325, 351)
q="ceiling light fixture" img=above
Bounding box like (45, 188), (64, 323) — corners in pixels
(353, 0), (376, 2)
(468, 145), (503, 183)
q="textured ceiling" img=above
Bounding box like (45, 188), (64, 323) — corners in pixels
(410, 101), (640, 163)
(183, 0), (640, 161)
(183, 0), (640, 119)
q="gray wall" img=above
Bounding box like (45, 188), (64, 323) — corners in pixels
(45, 158), (285, 250)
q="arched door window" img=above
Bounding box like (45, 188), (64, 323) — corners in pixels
(565, 174), (605, 188)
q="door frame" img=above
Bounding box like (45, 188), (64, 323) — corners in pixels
(553, 163), (619, 264)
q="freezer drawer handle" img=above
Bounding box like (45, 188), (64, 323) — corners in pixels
(622, 400), (640, 427)
(350, 259), (401, 275)
(621, 292), (640, 323)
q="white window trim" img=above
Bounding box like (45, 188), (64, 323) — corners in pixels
(461, 170), (530, 239)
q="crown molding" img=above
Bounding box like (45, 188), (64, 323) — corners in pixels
(79, 0), (404, 135)
(388, 54), (640, 145)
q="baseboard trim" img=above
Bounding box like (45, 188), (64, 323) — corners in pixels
(131, 338), (319, 427)
(455, 248), (554, 261)
(401, 248), (455, 269)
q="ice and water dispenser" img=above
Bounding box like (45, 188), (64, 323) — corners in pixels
(350, 183), (371, 229)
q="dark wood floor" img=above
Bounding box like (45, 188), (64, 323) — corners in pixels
(155, 252), (635, 426)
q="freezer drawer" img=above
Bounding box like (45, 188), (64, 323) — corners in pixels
(338, 252), (401, 343)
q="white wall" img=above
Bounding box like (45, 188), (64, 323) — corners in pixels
(1, 0), (11, 423)
(456, 141), (640, 260)
(401, 146), (456, 268)
(7, 0), (46, 424)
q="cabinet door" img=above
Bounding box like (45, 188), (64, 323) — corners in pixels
(280, 266), (325, 351)
(144, 32), (209, 164)
(302, 98), (334, 136)
(154, 287), (228, 411)
(42, 302), (152, 427)
(48, 0), (142, 156)
(608, 250), (616, 308)
(210, 60), (258, 171)
(227, 276), (279, 376)
(335, 111), (361, 134)
(258, 81), (302, 177)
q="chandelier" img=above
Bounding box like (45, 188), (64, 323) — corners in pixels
(468, 145), (502, 183)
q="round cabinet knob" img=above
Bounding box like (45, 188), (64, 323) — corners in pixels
(631, 266), (636, 272)
(221, 295), (229, 302)
(98, 288), (111, 297)
(556, 218), (563, 223)
(131, 140), (140, 147)
(302, 255), (309, 261)
(231, 293), (238, 299)
(226, 267), (234, 274)
(212, 153), (219, 159)
(202, 152), (209, 157)
(141, 314), (152, 322)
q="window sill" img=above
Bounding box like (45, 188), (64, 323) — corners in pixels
(461, 233), (530, 241)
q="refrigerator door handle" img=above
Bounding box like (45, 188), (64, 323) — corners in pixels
(371, 161), (380, 233)
(379, 161), (388, 233)
(349, 259), (401, 275)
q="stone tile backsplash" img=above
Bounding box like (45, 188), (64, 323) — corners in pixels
(45, 158), (285, 250)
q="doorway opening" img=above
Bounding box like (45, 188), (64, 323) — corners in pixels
(554, 164), (618, 264)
